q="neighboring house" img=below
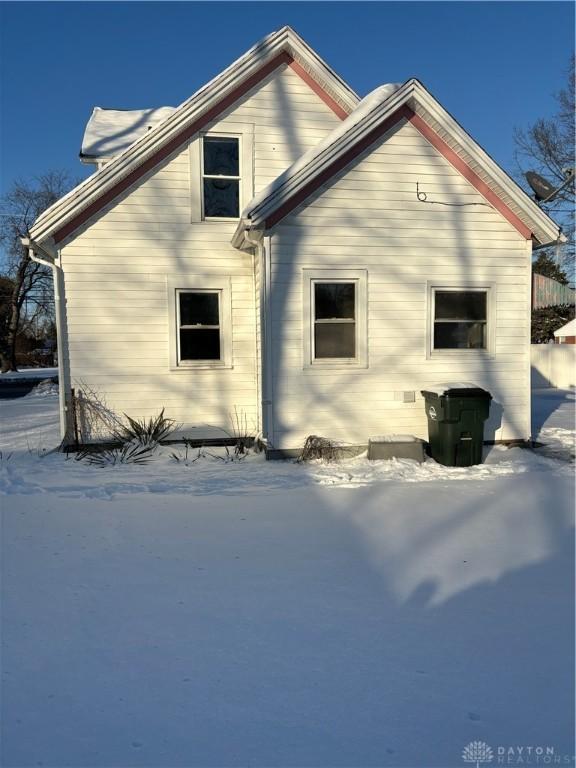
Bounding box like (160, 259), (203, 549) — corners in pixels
(554, 319), (576, 344)
(26, 26), (562, 452)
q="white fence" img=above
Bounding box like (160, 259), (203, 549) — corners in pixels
(531, 344), (576, 389)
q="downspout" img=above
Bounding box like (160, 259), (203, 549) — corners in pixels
(525, 238), (533, 441)
(21, 237), (71, 445)
(243, 227), (272, 447)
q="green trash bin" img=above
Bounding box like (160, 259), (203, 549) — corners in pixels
(421, 385), (492, 467)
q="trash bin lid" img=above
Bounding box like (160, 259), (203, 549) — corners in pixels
(421, 383), (492, 399)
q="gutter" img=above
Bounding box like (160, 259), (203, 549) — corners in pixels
(21, 237), (71, 444)
(532, 230), (568, 251)
(231, 217), (253, 251)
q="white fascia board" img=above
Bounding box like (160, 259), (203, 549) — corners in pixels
(413, 84), (562, 245)
(30, 26), (359, 245)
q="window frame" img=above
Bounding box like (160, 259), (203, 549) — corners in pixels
(167, 276), (232, 370)
(303, 269), (368, 369)
(201, 135), (241, 221)
(427, 282), (495, 358)
(177, 289), (222, 363)
(189, 126), (254, 224)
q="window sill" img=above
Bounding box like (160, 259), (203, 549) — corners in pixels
(202, 217), (240, 223)
(428, 349), (494, 360)
(304, 359), (368, 370)
(170, 362), (232, 372)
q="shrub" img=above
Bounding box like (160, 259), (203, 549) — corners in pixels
(531, 305), (575, 343)
(298, 435), (341, 463)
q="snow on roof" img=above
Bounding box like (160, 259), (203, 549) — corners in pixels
(80, 106), (175, 160)
(553, 318), (576, 337)
(242, 83), (402, 219)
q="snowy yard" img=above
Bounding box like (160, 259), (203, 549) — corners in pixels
(0, 388), (574, 767)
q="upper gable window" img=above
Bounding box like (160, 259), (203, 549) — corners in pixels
(202, 136), (240, 219)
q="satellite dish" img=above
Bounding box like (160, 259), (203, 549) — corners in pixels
(525, 171), (558, 202)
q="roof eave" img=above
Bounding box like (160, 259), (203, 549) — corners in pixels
(411, 84), (561, 246)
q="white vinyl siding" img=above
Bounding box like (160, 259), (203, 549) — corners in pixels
(267, 118), (531, 448)
(59, 64), (341, 437)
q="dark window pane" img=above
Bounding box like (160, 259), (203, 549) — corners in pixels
(434, 322), (486, 349)
(315, 283), (355, 320)
(315, 322), (356, 358)
(180, 329), (221, 360)
(435, 291), (486, 321)
(203, 137), (239, 176)
(203, 179), (239, 218)
(179, 292), (219, 326)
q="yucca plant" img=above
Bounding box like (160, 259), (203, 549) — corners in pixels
(111, 409), (177, 448)
(78, 441), (155, 467)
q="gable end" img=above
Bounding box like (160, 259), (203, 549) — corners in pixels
(406, 111), (531, 240)
(264, 105), (532, 239)
(53, 51), (352, 245)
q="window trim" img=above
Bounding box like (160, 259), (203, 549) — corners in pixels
(167, 275), (232, 370)
(303, 269), (368, 369)
(427, 282), (495, 358)
(190, 125), (254, 224)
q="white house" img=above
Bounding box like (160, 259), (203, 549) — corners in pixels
(27, 26), (561, 453)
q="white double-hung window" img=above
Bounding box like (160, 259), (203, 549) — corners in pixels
(201, 136), (240, 219)
(303, 269), (368, 368)
(167, 276), (232, 370)
(177, 290), (222, 361)
(313, 282), (357, 359)
(429, 285), (493, 355)
(190, 126), (253, 223)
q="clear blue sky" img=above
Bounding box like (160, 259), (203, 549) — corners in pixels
(0, 1), (574, 196)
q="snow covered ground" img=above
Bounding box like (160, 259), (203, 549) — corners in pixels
(0, 367), (58, 381)
(0, 388), (574, 767)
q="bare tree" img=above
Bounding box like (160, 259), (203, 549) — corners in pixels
(0, 171), (75, 372)
(514, 55), (575, 274)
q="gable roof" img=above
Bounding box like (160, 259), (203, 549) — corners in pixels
(234, 79), (562, 248)
(30, 26), (359, 246)
(80, 106), (176, 162)
(554, 318), (576, 337)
